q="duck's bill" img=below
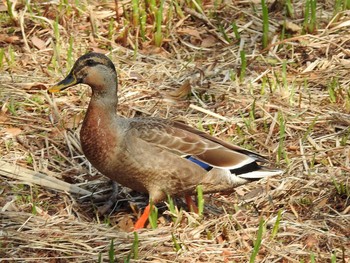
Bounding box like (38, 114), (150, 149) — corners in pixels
(48, 73), (77, 93)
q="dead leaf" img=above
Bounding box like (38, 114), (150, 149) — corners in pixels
(117, 215), (134, 232)
(3, 127), (22, 139)
(201, 35), (217, 48)
(0, 111), (8, 122)
(241, 187), (264, 200)
(169, 80), (192, 100)
(287, 145), (299, 151)
(0, 34), (20, 43)
(31, 35), (46, 50)
(284, 21), (302, 33)
(315, 197), (328, 209)
(129, 71), (143, 81)
(21, 82), (47, 90)
(0, 3), (7, 12)
(235, 187), (246, 196)
(140, 45), (170, 57)
(177, 28), (202, 39)
(304, 234), (319, 249)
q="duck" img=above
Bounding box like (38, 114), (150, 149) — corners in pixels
(48, 52), (282, 230)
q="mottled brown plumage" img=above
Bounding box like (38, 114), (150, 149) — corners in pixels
(49, 52), (282, 229)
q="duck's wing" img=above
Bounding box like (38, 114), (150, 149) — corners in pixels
(127, 118), (268, 170)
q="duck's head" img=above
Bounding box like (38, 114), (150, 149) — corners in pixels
(49, 52), (118, 95)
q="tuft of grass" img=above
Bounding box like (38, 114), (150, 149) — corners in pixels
(334, 0), (350, 15)
(281, 60), (288, 89)
(249, 218), (265, 263)
(124, 232), (139, 262)
(218, 23), (231, 43)
(7, 45), (15, 68)
(332, 179), (350, 197)
(239, 50), (247, 82)
(0, 48), (4, 69)
(132, 232), (139, 259)
(330, 252), (336, 263)
(285, 0), (294, 18)
(327, 77), (339, 103)
(108, 239), (115, 263)
(173, 1), (185, 18)
(303, 0), (317, 34)
(131, 0), (140, 27)
(206, 229), (213, 240)
(171, 233), (181, 252)
(6, 0), (18, 25)
(249, 99), (256, 123)
(67, 36), (74, 69)
(231, 22), (241, 40)
(148, 202), (158, 229)
(271, 210), (283, 239)
(122, 0), (170, 48)
(340, 128), (350, 146)
(154, 0), (165, 47)
(51, 18), (61, 73)
(279, 21), (286, 44)
(310, 252), (316, 263)
(7, 97), (19, 116)
(302, 116), (318, 143)
(190, 0), (203, 13)
(140, 9), (147, 41)
(277, 111), (288, 164)
(58, 0), (72, 16)
(196, 185), (204, 217)
(261, 0), (269, 48)
(298, 197), (312, 206)
(345, 88), (350, 111)
(26, 154), (33, 165)
(166, 194), (183, 225)
(241, 111), (252, 132)
(260, 76), (267, 95)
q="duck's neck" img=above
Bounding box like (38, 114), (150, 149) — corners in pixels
(80, 88), (119, 169)
(91, 90), (118, 111)
(85, 87), (119, 124)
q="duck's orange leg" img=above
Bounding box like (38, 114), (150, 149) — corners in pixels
(185, 195), (198, 213)
(134, 204), (151, 230)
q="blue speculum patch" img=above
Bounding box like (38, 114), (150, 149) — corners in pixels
(186, 156), (212, 171)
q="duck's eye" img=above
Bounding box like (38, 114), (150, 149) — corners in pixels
(86, 59), (95, 66)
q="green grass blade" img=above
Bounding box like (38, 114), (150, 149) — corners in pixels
(271, 210), (282, 239)
(148, 202), (158, 229)
(240, 50), (246, 82)
(249, 218), (265, 263)
(261, 0), (269, 48)
(131, 0), (139, 27)
(108, 239), (115, 263)
(154, 0), (165, 47)
(197, 185), (204, 217)
(232, 22), (241, 40)
(171, 233), (181, 252)
(132, 231), (139, 259)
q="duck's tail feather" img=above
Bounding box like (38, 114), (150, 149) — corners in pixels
(186, 155), (282, 179)
(230, 162), (283, 179)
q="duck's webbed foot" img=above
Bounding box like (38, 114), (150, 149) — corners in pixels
(96, 181), (119, 215)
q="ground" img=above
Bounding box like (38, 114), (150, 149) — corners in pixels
(0, 1), (349, 262)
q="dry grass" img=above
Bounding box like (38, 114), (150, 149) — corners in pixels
(0, 0), (349, 262)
